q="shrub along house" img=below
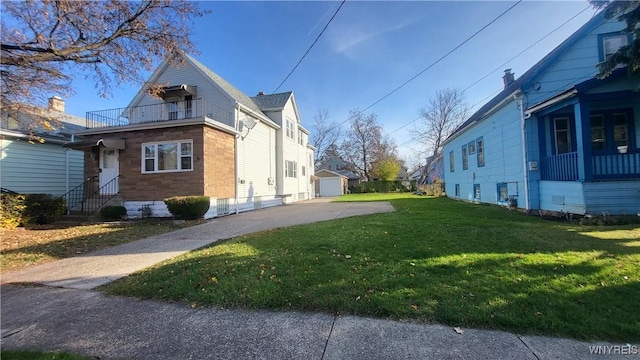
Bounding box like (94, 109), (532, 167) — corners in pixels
(64, 52), (315, 218)
(443, 11), (640, 215)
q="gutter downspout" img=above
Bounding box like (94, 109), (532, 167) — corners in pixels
(66, 134), (74, 215)
(234, 102), (240, 215)
(516, 93), (530, 211)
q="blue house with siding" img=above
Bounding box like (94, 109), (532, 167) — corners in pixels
(443, 11), (640, 215)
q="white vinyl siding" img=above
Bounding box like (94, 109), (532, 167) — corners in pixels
(131, 60), (236, 127)
(236, 116), (277, 201)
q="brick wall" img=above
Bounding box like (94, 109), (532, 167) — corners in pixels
(79, 124), (236, 201)
(203, 127), (235, 198)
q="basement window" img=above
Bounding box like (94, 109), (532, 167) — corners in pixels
(497, 183), (508, 202)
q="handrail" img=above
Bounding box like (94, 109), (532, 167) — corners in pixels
(58, 175), (120, 221)
(85, 98), (234, 128)
(79, 175), (120, 221)
(60, 176), (98, 214)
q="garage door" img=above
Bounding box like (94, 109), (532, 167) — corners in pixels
(319, 177), (342, 197)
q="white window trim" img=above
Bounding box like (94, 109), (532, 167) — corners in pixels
(603, 34), (628, 60)
(554, 117), (572, 154)
(285, 160), (297, 178)
(286, 119), (294, 140)
(142, 139), (194, 174)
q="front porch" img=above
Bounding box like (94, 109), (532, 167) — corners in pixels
(540, 151), (640, 181)
(528, 73), (640, 214)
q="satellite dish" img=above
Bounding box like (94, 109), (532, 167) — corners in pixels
(242, 118), (257, 130)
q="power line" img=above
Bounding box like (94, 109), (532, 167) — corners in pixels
(462, 5), (592, 94)
(272, 0), (346, 93)
(385, 4), (592, 139)
(348, 0), (522, 123)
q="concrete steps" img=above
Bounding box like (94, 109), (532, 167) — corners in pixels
(58, 195), (124, 225)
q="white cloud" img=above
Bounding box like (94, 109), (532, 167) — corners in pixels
(330, 15), (423, 60)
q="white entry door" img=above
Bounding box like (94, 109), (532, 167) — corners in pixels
(99, 148), (119, 195)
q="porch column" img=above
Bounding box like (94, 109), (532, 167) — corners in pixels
(574, 102), (593, 181)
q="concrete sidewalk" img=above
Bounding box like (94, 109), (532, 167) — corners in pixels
(0, 198), (394, 289)
(1, 285), (635, 360)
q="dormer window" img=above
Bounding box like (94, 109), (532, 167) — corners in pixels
(600, 33), (629, 61)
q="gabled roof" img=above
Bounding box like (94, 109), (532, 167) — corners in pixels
(335, 169), (361, 180)
(446, 11), (607, 143)
(183, 53), (266, 115)
(315, 169), (348, 178)
(1, 104), (86, 139)
(251, 91), (293, 110)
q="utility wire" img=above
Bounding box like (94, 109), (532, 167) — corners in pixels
(385, 4), (591, 138)
(345, 0), (522, 125)
(462, 5), (591, 94)
(272, 0), (346, 93)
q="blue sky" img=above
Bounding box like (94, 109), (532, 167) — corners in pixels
(64, 0), (599, 168)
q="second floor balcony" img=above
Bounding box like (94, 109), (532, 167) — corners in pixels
(85, 98), (234, 129)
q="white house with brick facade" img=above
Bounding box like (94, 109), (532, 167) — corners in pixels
(65, 52), (314, 218)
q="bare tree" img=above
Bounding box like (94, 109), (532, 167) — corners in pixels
(413, 88), (469, 183)
(1, 0), (208, 111)
(310, 109), (341, 167)
(341, 110), (394, 180)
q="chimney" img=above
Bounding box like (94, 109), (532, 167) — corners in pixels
(48, 96), (65, 112)
(502, 69), (515, 88)
(257, 91), (265, 96)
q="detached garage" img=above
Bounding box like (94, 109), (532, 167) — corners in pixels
(314, 169), (348, 197)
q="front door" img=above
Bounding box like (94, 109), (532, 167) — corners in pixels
(99, 148), (119, 195)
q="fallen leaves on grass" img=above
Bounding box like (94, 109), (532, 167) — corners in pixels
(0, 220), (201, 272)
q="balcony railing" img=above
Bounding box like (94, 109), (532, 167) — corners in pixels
(540, 151), (640, 181)
(86, 98), (234, 128)
(541, 152), (579, 181)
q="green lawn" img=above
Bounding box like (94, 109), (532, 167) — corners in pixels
(103, 195), (640, 341)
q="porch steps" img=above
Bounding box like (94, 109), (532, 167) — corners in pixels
(68, 195), (124, 214)
(56, 195), (124, 225)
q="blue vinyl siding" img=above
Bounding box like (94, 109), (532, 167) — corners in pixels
(583, 181), (640, 215)
(539, 181), (586, 214)
(444, 101), (525, 206)
(0, 138), (84, 195)
(539, 180), (640, 215)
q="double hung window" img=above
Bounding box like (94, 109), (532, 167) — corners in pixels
(143, 140), (193, 173)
